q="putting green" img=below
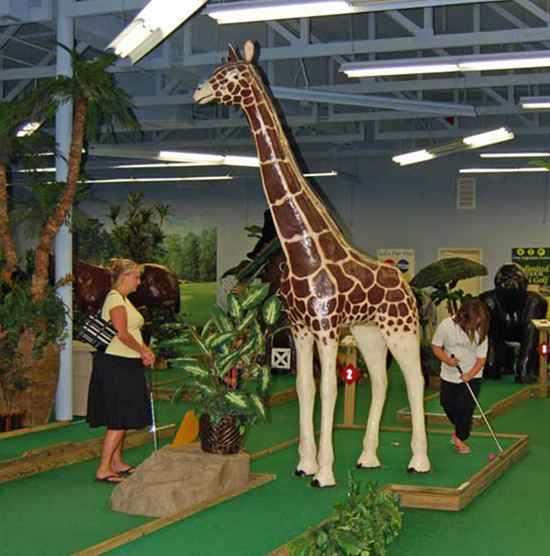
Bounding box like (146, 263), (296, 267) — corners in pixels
(398, 375), (530, 422)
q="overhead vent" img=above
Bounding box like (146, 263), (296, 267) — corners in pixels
(456, 177), (476, 210)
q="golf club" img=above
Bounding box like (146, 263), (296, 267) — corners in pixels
(451, 354), (504, 454)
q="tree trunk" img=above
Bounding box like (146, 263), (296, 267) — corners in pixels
(0, 163), (18, 282)
(31, 96), (88, 302)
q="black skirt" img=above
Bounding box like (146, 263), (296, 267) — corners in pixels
(87, 352), (152, 430)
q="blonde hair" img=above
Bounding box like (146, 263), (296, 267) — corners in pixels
(109, 258), (140, 287)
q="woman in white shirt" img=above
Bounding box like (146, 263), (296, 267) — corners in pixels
(431, 299), (490, 454)
(87, 259), (155, 483)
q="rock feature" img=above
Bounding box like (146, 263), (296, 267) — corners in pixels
(111, 443), (250, 517)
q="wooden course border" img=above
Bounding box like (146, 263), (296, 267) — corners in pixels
(396, 386), (533, 427)
(0, 424), (175, 484)
(336, 424), (528, 511)
(268, 426), (528, 556)
(72, 472), (276, 556)
(0, 419), (73, 440)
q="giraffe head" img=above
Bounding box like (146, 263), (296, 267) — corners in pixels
(194, 41), (257, 108)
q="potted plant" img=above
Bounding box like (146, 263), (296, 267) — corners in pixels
(288, 473), (403, 556)
(160, 281), (283, 454)
(0, 278), (68, 428)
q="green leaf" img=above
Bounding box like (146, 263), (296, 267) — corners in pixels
(237, 310), (258, 332)
(182, 363), (209, 378)
(216, 350), (241, 375)
(212, 307), (234, 333)
(226, 293), (242, 321)
(201, 318), (215, 339)
(249, 393), (266, 419)
(262, 294), (282, 326)
(209, 331), (238, 349)
(240, 282), (270, 311)
(225, 391), (249, 409)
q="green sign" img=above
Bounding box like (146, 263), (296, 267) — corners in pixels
(512, 247), (550, 285)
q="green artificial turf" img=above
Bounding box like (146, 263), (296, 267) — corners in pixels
(401, 375), (529, 418)
(0, 363), (544, 556)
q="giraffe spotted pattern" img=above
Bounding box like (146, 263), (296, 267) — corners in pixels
(194, 41), (430, 487)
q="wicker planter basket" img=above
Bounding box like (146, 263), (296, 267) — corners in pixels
(199, 414), (243, 455)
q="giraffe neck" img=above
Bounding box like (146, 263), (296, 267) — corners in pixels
(242, 68), (346, 253)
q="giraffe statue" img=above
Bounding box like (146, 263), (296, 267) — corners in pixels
(194, 41), (430, 487)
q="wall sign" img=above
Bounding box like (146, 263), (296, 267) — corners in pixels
(377, 248), (415, 281)
(512, 247), (550, 285)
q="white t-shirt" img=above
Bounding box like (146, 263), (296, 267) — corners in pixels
(431, 317), (488, 384)
(101, 290), (144, 359)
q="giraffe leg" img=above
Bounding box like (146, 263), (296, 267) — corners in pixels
(351, 324), (388, 469)
(384, 331), (431, 473)
(293, 329), (319, 477)
(311, 336), (339, 488)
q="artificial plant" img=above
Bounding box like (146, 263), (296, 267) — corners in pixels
(0, 49), (139, 423)
(159, 282), (283, 436)
(288, 473), (403, 556)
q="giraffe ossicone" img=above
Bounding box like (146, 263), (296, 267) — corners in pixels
(194, 40), (431, 487)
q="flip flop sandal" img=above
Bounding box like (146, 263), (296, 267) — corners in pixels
(95, 474), (124, 484)
(118, 466), (136, 476)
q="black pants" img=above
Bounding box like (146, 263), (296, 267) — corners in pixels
(440, 378), (481, 441)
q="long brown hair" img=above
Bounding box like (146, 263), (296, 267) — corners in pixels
(453, 298), (490, 344)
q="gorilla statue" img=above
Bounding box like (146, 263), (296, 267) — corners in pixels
(479, 263), (547, 383)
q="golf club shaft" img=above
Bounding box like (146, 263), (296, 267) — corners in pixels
(452, 356), (504, 453)
(463, 379), (504, 453)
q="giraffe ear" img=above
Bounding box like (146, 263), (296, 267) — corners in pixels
(243, 40), (256, 63)
(227, 44), (239, 63)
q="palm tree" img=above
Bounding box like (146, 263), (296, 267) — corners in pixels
(29, 49), (140, 301)
(0, 97), (52, 283)
(155, 203), (172, 226)
(0, 50), (140, 425)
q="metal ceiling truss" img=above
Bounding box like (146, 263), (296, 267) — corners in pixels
(2, 0), (550, 146)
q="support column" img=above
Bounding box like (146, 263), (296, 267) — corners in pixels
(54, 0), (74, 421)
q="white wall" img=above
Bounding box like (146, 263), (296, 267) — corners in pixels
(217, 150), (550, 295)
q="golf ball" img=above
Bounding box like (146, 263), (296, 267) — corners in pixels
(488, 453), (496, 461)
(392, 441), (400, 447)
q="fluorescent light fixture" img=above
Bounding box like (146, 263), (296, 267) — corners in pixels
(462, 127), (514, 148)
(480, 152), (550, 158)
(108, 0), (207, 64)
(393, 149), (436, 166)
(157, 150), (224, 164)
(520, 96), (550, 109)
(459, 167), (548, 173)
(394, 127), (514, 166)
(303, 170), (339, 177)
(207, 0), (359, 23)
(17, 167), (56, 173)
(16, 121), (42, 137)
(341, 50), (550, 79)
(206, 0), (504, 24)
(223, 155), (260, 168)
(85, 175), (234, 184)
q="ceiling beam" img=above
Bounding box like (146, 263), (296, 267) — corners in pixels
(68, 0), (147, 18)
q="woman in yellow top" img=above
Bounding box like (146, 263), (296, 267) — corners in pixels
(87, 259), (155, 483)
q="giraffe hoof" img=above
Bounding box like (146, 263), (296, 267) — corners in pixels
(311, 479), (321, 488)
(294, 469), (309, 477)
(356, 463), (381, 470)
